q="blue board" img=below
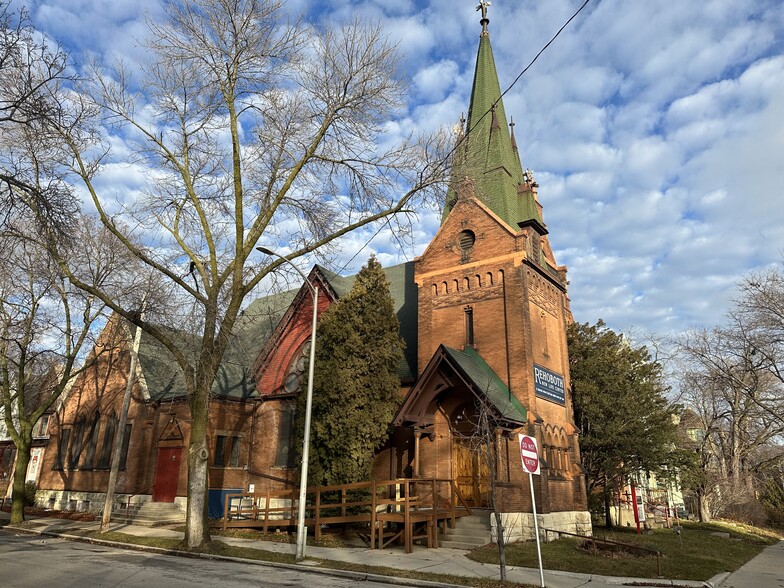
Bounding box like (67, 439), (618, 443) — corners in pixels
(207, 488), (243, 519)
(533, 364), (565, 405)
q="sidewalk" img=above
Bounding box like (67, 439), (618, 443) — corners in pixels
(717, 539), (784, 588)
(0, 511), (734, 588)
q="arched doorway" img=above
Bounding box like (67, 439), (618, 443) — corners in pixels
(450, 401), (491, 507)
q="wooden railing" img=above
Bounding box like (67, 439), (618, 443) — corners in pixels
(218, 477), (472, 552)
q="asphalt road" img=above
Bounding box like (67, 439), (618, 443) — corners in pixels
(0, 529), (403, 588)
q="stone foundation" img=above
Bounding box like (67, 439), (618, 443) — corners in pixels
(490, 510), (592, 543)
(35, 489), (186, 514)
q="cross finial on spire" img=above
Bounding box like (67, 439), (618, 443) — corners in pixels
(476, 1), (491, 34)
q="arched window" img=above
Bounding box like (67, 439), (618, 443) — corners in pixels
(283, 340), (311, 395)
(82, 412), (101, 470)
(69, 415), (87, 469)
(97, 412), (117, 469)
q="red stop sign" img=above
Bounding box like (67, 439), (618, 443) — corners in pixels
(519, 434), (540, 474)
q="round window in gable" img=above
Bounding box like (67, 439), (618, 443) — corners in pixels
(458, 230), (476, 252)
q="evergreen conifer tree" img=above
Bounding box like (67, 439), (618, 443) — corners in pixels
(567, 320), (681, 527)
(297, 256), (404, 486)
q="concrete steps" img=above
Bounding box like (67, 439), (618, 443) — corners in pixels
(439, 510), (492, 550)
(112, 501), (185, 527)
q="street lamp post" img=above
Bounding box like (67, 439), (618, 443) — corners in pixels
(256, 247), (317, 561)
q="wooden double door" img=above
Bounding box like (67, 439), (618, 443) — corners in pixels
(452, 437), (490, 507)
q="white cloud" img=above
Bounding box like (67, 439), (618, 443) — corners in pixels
(17, 0), (784, 342)
(413, 60), (459, 102)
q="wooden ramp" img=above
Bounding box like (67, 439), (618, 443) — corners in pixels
(213, 478), (472, 553)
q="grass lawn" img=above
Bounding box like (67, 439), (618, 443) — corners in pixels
(468, 520), (781, 581)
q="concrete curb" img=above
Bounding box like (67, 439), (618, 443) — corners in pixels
(5, 524), (466, 588)
(705, 571), (731, 588)
(517, 565), (707, 588)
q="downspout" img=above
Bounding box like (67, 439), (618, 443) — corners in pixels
(246, 400), (259, 492)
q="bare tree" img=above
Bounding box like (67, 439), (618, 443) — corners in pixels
(677, 296), (784, 522)
(0, 1), (79, 235)
(0, 216), (133, 524)
(27, 0), (447, 548)
(737, 269), (784, 393)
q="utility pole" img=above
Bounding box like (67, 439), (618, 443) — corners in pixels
(101, 319), (143, 532)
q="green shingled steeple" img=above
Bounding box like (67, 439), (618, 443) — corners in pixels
(443, 8), (543, 232)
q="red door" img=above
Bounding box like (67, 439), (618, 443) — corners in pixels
(152, 447), (182, 502)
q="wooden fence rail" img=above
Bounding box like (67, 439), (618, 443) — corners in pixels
(542, 527), (662, 577)
(216, 478), (472, 553)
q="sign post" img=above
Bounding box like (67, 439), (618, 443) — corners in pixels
(519, 434), (545, 588)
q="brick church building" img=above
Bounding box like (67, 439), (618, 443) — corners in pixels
(30, 8), (590, 540)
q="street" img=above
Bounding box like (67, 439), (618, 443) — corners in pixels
(0, 530), (402, 588)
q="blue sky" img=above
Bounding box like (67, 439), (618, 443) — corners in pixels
(14, 0), (784, 339)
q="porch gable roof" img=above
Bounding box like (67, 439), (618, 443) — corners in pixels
(394, 344), (527, 428)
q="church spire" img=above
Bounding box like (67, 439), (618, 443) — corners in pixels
(442, 4), (544, 234)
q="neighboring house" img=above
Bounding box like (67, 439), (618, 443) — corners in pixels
(1, 382), (55, 501)
(606, 413), (693, 528)
(0, 407), (13, 500)
(34, 9), (591, 540)
(609, 472), (687, 529)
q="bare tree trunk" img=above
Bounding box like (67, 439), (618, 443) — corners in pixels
(185, 380), (211, 548)
(10, 440), (31, 524)
(697, 487), (711, 522)
(485, 429), (506, 581)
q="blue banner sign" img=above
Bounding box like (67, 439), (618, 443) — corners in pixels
(533, 364), (565, 405)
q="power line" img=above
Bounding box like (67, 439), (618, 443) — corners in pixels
(500, 0), (591, 104)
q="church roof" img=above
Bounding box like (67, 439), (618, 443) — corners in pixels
(316, 262), (418, 382)
(136, 289), (297, 401)
(443, 12), (543, 232)
(134, 261), (418, 401)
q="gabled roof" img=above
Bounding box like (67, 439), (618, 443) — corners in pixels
(442, 16), (543, 233)
(134, 261), (419, 401)
(136, 289), (296, 401)
(443, 346), (527, 425)
(394, 344), (527, 429)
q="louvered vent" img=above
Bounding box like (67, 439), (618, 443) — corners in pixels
(459, 230), (475, 251)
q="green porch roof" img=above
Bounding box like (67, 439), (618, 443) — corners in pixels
(442, 345), (527, 425)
